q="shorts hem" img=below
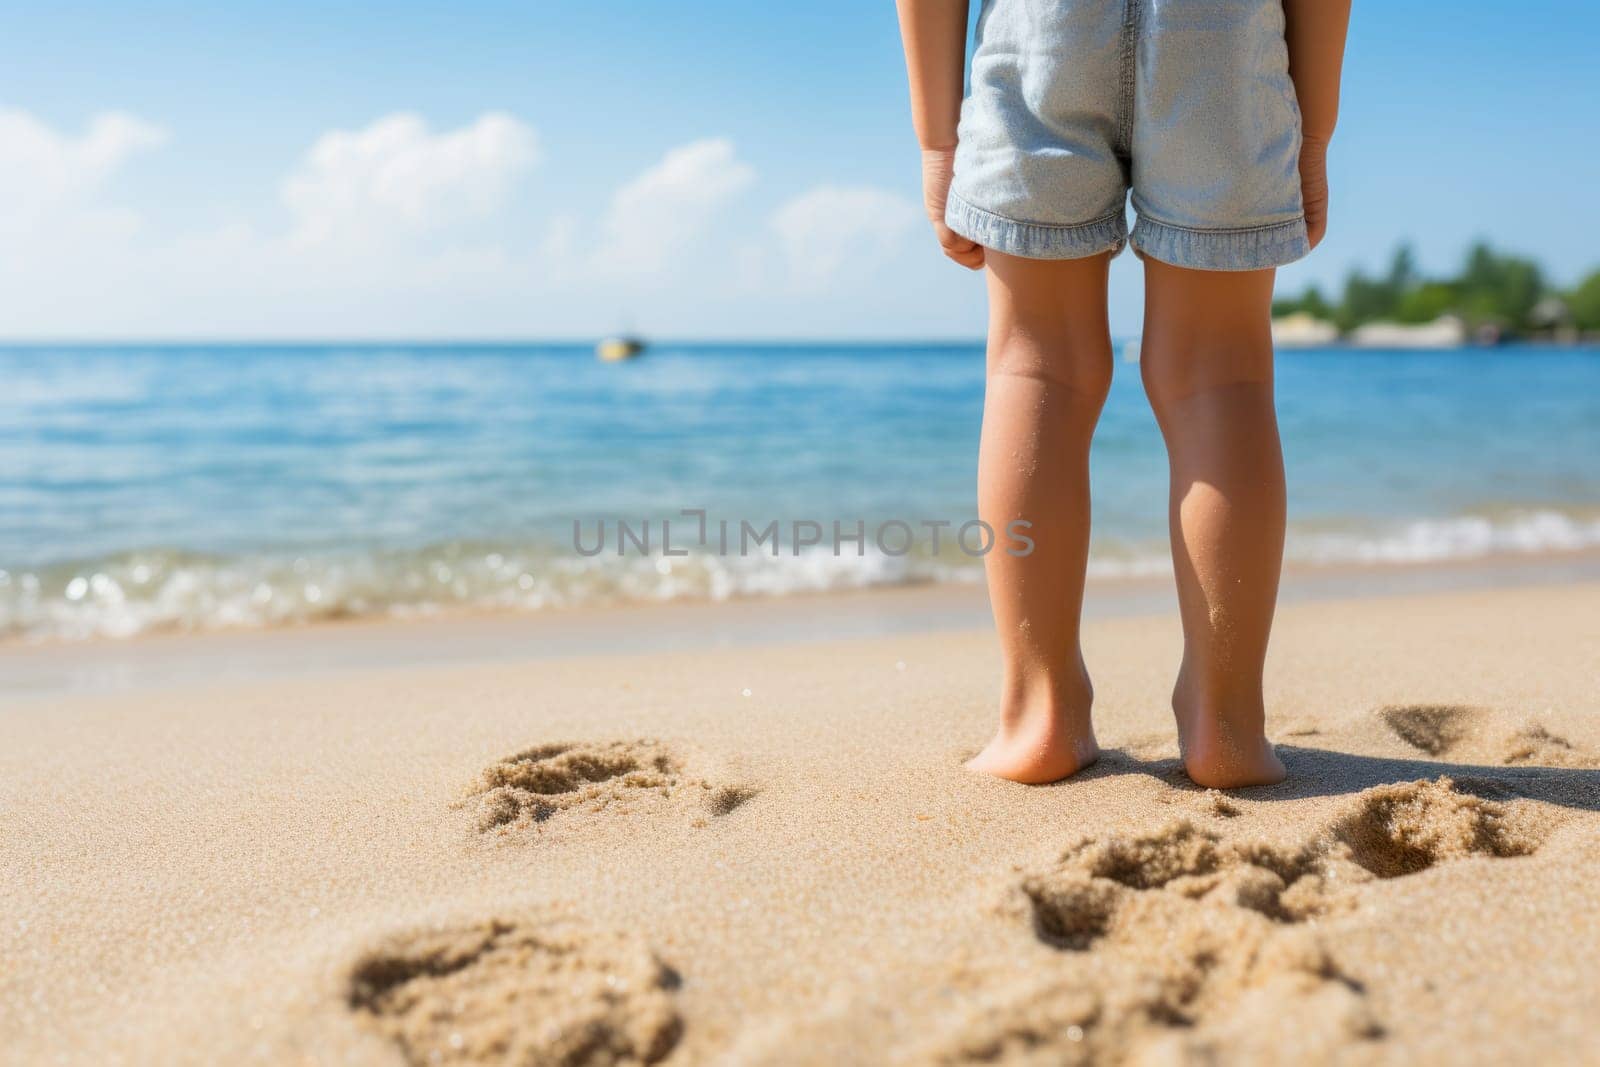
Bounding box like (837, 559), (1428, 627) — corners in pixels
(1128, 211), (1310, 271)
(945, 193), (1127, 260)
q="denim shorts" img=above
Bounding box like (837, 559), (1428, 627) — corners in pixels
(947, 0), (1309, 271)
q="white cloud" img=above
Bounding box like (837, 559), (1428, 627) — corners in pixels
(0, 109), (168, 235)
(771, 185), (921, 287)
(593, 138), (755, 274)
(281, 112), (539, 247)
(0, 115), (985, 339)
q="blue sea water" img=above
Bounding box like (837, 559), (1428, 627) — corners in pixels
(1, 342), (1597, 641)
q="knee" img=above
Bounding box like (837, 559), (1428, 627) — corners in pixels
(988, 327), (1114, 405)
(1138, 342), (1273, 419)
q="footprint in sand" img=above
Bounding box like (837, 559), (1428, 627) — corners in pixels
(1379, 704), (1596, 768)
(1158, 789), (1243, 821)
(347, 917), (681, 1066)
(460, 739), (757, 835)
(926, 778), (1551, 1064)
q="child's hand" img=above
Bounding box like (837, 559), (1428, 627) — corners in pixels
(921, 147), (985, 270)
(1299, 135), (1329, 250)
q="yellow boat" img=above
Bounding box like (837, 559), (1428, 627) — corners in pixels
(596, 336), (646, 362)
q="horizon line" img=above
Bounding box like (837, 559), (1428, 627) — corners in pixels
(0, 336), (1005, 348)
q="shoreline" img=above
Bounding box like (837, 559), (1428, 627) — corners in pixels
(5, 547), (1599, 700)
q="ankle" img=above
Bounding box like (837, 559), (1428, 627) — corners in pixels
(1172, 666), (1265, 729)
(998, 664), (1094, 732)
(971, 663), (1101, 784)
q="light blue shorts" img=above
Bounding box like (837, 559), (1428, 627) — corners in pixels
(947, 0), (1310, 271)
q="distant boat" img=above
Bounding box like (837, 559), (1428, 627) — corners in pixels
(596, 336), (646, 362)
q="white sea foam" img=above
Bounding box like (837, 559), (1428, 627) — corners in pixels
(3, 508), (1597, 642)
(1289, 509), (1600, 565)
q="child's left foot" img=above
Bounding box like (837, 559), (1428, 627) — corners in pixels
(966, 708), (1100, 784)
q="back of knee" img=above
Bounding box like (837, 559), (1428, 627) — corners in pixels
(988, 331), (1114, 402)
(1138, 343), (1273, 416)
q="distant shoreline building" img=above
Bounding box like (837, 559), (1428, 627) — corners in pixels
(1271, 311), (1340, 348)
(1348, 315), (1468, 349)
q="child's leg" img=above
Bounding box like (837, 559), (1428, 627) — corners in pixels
(966, 249), (1114, 784)
(1139, 259), (1288, 788)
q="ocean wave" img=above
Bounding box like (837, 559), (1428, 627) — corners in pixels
(0, 543), (978, 643)
(1287, 509), (1600, 565)
(3, 508), (1598, 642)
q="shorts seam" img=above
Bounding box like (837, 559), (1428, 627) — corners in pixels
(946, 192), (1129, 260)
(1133, 211), (1308, 237)
(1116, 0), (1140, 155)
(951, 193), (1125, 235)
(1129, 210), (1310, 271)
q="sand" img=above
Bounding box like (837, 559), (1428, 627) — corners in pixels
(3, 580), (1599, 1065)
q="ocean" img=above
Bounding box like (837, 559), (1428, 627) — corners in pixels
(2, 342), (1597, 642)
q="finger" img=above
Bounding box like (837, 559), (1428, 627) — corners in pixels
(1307, 214), (1327, 251)
(946, 245), (986, 270)
(941, 241), (985, 268)
(934, 222), (972, 246)
(1302, 196), (1327, 250)
(936, 227), (982, 259)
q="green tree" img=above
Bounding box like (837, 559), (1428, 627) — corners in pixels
(1338, 269), (1395, 332)
(1386, 244), (1419, 294)
(1271, 284), (1334, 321)
(1300, 285), (1333, 321)
(1271, 240), (1578, 338)
(1455, 241), (1545, 331)
(1395, 282), (1457, 324)
(1500, 258), (1545, 329)
(1461, 242), (1500, 292)
(1569, 270), (1600, 332)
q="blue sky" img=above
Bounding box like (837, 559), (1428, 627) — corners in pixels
(2, 0), (1596, 339)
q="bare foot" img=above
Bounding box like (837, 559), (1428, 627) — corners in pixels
(966, 700), (1100, 784)
(1173, 693), (1286, 789)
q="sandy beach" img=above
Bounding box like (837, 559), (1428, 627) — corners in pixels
(5, 578), (1599, 1065)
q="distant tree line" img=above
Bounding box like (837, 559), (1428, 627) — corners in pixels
(1273, 242), (1600, 339)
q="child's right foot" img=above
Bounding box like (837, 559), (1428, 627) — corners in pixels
(1173, 693), (1286, 789)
